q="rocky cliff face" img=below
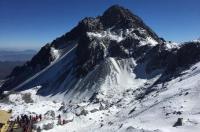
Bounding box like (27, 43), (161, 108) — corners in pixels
(1, 5), (200, 103)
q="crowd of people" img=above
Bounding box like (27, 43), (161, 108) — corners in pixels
(9, 113), (69, 132)
(15, 114), (42, 132)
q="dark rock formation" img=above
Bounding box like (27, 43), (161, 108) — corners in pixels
(173, 118), (183, 127)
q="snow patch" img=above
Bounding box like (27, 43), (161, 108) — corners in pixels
(140, 36), (158, 46)
(50, 47), (60, 61)
(87, 29), (133, 42)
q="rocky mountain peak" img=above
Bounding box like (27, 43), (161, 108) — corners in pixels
(71, 5), (136, 33)
(52, 5), (161, 49)
(100, 5), (142, 29)
(101, 5), (135, 27)
(0, 5), (165, 93)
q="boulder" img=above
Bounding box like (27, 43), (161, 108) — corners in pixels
(44, 110), (55, 119)
(43, 122), (54, 130)
(75, 108), (88, 116)
(90, 108), (99, 113)
(173, 118), (183, 127)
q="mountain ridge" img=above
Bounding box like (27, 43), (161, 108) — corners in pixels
(1, 5), (200, 103)
(0, 5), (163, 93)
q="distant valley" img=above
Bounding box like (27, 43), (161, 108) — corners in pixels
(0, 50), (36, 80)
(0, 50), (36, 61)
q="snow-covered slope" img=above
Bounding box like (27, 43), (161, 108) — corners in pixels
(1, 58), (200, 132)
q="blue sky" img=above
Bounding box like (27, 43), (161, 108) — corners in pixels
(0, 0), (200, 50)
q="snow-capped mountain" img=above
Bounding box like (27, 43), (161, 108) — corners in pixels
(0, 5), (163, 98)
(1, 5), (200, 132)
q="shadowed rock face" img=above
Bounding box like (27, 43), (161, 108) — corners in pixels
(177, 42), (200, 67)
(1, 5), (200, 97)
(147, 42), (200, 71)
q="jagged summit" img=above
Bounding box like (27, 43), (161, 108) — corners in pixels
(101, 5), (137, 28)
(100, 5), (160, 41)
(59, 5), (161, 45)
(74, 5), (139, 31)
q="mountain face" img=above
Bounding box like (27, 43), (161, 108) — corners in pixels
(1, 5), (200, 103)
(1, 5), (200, 132)
(0, 5), (160, 94)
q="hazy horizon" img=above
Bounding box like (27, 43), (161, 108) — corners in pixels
(1, 0), (200, 50)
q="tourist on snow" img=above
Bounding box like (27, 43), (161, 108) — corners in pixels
(39, 114), (42, 121)
(63, 119), (66, 125)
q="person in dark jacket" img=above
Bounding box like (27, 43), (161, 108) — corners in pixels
(39, 114), (42, 121)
